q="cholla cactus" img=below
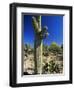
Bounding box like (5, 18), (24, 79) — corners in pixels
(32, 15), (49, 74)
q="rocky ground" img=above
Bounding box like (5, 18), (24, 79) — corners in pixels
(23, 52), (63, 75)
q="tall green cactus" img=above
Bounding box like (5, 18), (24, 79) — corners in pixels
(32, 15), (49, 74)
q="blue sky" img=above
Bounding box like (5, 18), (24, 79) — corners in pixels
(23, 15), (63, 47)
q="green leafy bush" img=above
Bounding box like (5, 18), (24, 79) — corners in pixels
(49, 42), (62, 54)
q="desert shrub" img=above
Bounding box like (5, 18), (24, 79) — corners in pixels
(49, 42), (62, 54)
(48, 61), (56, 73)
(42, 63), (49, 74)
(42, 60), (61, 74)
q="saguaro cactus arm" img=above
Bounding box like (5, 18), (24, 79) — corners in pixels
(32, 16), (40, 33)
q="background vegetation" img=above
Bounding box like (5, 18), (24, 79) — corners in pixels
(23, 42), (63, 75)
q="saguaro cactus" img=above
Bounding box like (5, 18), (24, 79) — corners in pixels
(32, 15), (49, 74)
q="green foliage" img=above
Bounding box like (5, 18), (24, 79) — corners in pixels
(48, 61), (60, 73)
(42, 60), (61, 74)
(43, 42), (63, 56)
(49, 42), (62, 54)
